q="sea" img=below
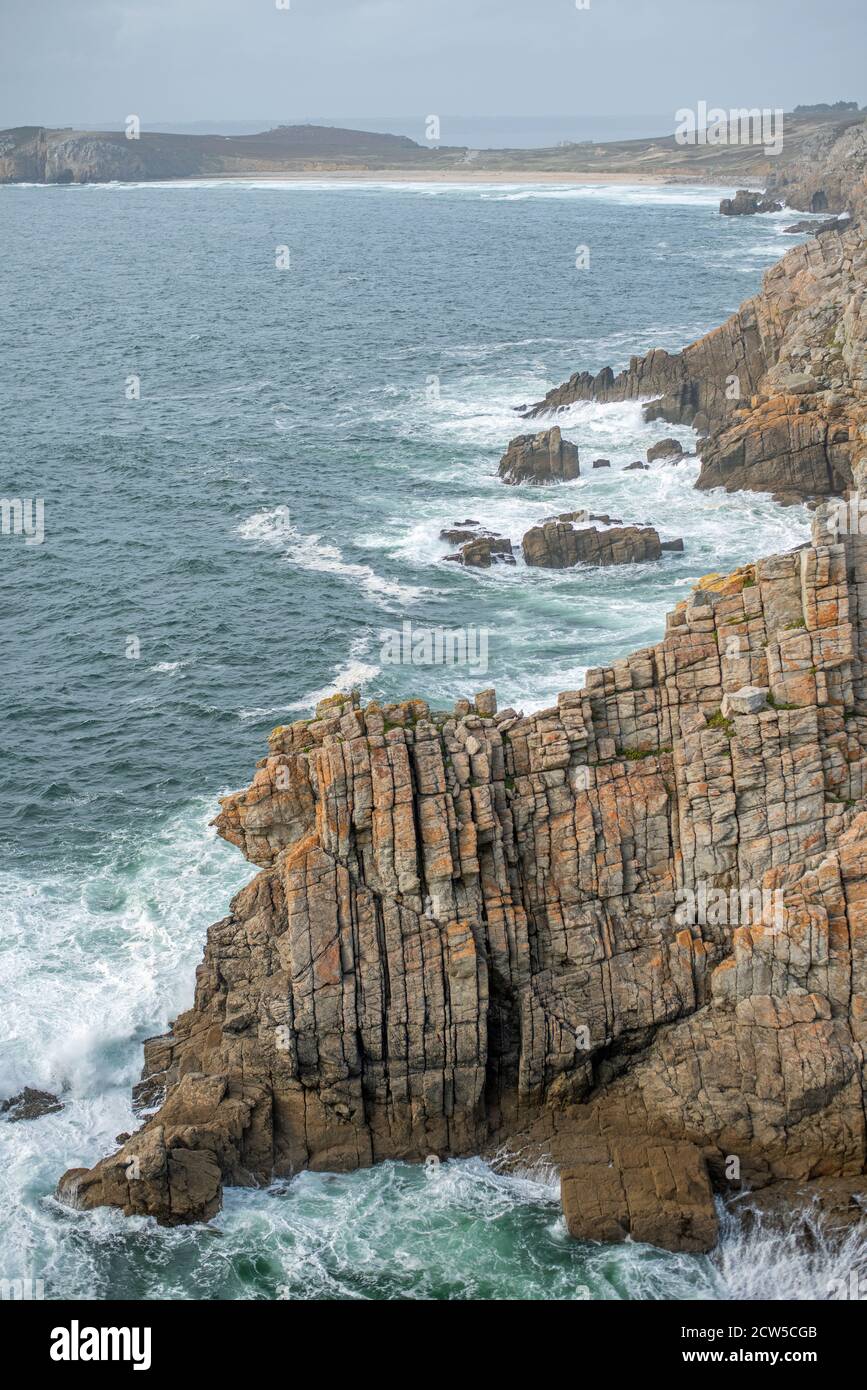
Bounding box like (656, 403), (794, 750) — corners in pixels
(0, 174), (852, 1300)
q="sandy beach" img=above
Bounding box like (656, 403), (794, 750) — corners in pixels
(199, 167), (715, 186)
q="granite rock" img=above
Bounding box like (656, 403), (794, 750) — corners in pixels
(497, 427), (580, 485)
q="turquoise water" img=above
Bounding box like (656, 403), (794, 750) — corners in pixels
(0, 178), (824, 1299)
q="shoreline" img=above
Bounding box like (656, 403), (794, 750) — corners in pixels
(59, 212), (867, 1243)
(43, 114), (867, 1259)
(183, 168), (720, 186)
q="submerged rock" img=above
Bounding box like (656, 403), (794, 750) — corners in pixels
(721, 684), (769, 716)
(784, 215), (852, 235)
(2, 1088), (64, 1122)
(647, 437), (684, 463)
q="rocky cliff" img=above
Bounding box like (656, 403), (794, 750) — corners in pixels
(59, 498), (867, 1248)
(525, 224), (867, 504)
(767, 117), (867, 215)
(53, 116), (867, 1253)
(3, 111), (865, 186)
(0, 124), (451, 184)
(497, 427), (581, 484)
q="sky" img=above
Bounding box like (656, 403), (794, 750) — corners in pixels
(0, 0), (864, 132)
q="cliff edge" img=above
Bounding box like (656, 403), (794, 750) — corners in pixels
(59, 500), (867, 1249)
(525, 224), (867, 504)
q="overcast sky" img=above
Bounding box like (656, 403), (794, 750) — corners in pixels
(1, 0), (864, 130)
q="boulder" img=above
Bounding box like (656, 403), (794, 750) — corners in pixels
(721, 684), (769, 716)
(522, 522), (663, 568)
(647, 437), (684, 463)
(560, 1135), (718, 1253)
(497, 426), (580, 485)
(474, 689), (497, 717)
(1, 1088), (64, 1122)
(440, 527), (482, 545)
(625, 460), (649, 470)
(441, 521), (516, 567)
(591, 457), (611, 469)
(719, 189), (782, 216)
(447, 535), (515, 567)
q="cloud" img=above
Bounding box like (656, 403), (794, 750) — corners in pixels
(0, 0), (864, 129)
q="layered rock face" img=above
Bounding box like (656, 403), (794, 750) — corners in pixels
(59, 507), (867, 1247)
(767, 117), (867, 216)
(497, 427), (580, 484)
(524, 226), (867, 502)
(521, 521), (663, 568)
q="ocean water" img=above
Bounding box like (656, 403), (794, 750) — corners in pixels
(0, 178), (831, 1300)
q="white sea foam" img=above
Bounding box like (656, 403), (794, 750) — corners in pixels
(0, 799), (253, 1298)
(51, 179), (731, 209)
(478, 183), (729, 207)
(237, 506), (424, 610)
(710, 1196), (867, 1301)
(4, 172), (849, 1302)
(367, 392), (809, 587)
(238, 636), (382, 721)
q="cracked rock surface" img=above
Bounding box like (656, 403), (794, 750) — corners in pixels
(523, 223), (867, 504)
(58, 504), (867, 1249)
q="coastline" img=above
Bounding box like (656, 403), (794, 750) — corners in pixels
(57, 179), (867, 1251)
(4, 109), (859, 188)
(188, 168), (717, 186)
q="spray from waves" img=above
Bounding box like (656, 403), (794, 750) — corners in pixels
(237, 505), (425, 611)
(709, 1197), (867, 1301)
(479, 184), (730, 207)
(365, 400), (810, 581)
(149, 659), (188, 674)
(237, 634), (382, 721)
(35, 1156), (700, 1301)
(23, 1154), (866, 1301)
(0, 798), (249, 1103)
(0, 797), (254, 1299)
